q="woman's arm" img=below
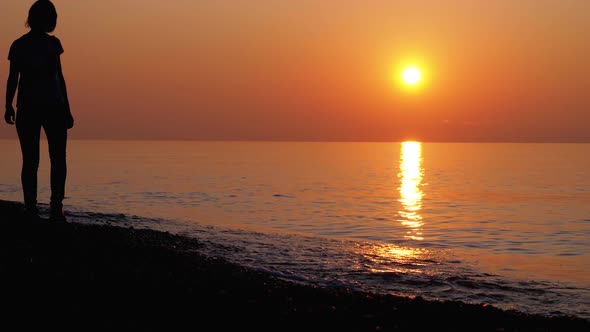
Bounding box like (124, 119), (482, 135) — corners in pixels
(4, 61), (18, 125)
(57, 56), (74, 129)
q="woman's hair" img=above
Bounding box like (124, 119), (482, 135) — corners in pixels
(26, 0), (58, 33)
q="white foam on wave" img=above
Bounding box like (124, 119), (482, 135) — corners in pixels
(67, 208), (590, 320)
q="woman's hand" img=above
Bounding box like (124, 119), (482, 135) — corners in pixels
(66, 112), (74, 129)
(4, 105), (15, 125)
(65, 105), (74, 129)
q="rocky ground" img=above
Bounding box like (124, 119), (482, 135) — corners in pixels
(0, 200), (587, 331)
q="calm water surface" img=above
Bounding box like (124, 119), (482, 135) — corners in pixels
(0, 140), (588, 318)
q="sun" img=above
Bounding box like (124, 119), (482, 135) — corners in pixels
(402, 66), (422, 86)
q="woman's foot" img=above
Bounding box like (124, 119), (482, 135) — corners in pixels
(50, 204), (67, 222)
(24, 204), (40, 220)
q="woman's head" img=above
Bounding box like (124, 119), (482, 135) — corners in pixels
(27, 0), (58, 33)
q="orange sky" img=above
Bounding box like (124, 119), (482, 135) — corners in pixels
(1, 0), (589, 142)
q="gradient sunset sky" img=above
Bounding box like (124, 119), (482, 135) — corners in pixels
(1, 0), (589, 142)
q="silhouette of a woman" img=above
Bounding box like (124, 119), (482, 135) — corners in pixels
(4, 0), (74, 221)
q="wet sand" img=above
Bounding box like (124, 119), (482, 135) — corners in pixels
(0, 200), (587, 331)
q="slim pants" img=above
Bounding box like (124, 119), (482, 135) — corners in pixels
(16, 107), (67, 208)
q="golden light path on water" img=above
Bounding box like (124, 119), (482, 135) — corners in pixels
(398, 142), (424, 241)
(358, 142), (428, 273)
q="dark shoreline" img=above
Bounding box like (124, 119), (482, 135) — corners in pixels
(0, 200), (587, 331)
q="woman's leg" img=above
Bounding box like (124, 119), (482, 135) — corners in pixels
(43, 116), (68, 210)
(16, 111), (42, 209)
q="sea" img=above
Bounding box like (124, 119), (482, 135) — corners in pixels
(0, 140), (588, 319)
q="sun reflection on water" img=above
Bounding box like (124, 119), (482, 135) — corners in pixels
(398, 142), (424, 240)
(358, 243), (433, 275)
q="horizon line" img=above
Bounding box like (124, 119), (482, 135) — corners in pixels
(1, 138), (589, 144)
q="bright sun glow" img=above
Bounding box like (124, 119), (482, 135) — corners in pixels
(402, 66), (422, 85)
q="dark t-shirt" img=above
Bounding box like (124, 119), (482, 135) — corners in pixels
(8, 32), (65, 108)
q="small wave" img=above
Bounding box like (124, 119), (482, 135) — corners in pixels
(65, 208), (590, 321)
(273, 194), (296, 198)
